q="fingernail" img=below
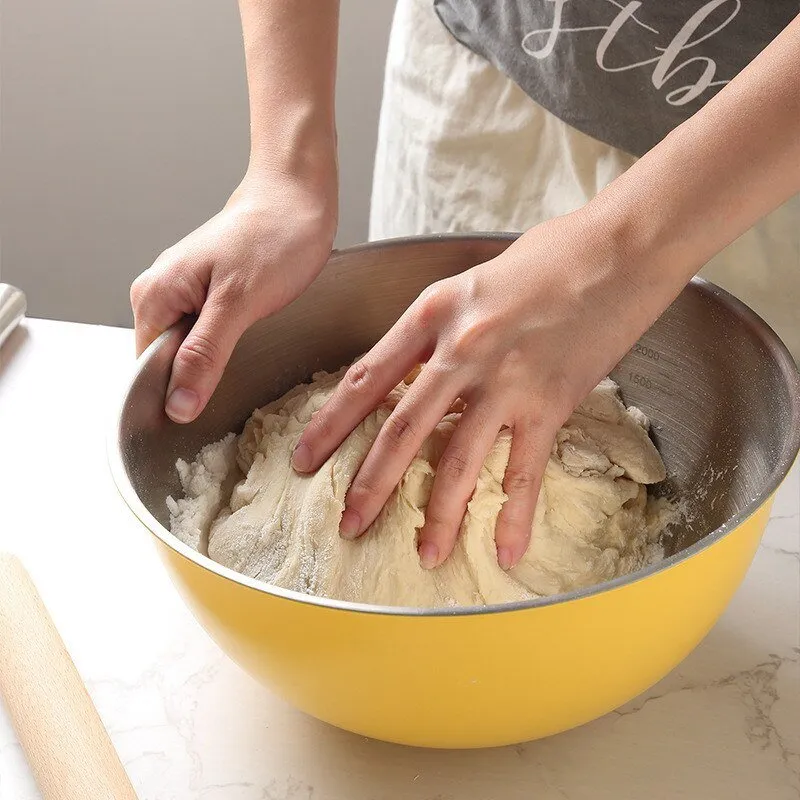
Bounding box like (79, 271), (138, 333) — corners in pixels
(497, 546), (514, 571)
(418, 541), (439, 570)
(292, 442), (312, 472)
(339, 508), (362, 540)
(166, 388), (199, 423)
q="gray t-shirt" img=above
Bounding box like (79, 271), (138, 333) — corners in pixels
(434, 0), (798, 155)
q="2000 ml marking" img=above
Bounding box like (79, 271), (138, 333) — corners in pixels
(633, 343), (661, 361)
(629, 343), (675, 397)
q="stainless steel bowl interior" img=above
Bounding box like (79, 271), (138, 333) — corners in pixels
(114, 235), (800, 599)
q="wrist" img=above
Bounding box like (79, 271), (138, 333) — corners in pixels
(245, 111), (338, 244)
(229, 168), (338, 247)
(508, 201), (682, 349)
(578, 177), (695, 311)
(247, 101), (337, 194)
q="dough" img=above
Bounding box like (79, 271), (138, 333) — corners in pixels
(168, 369), (673, 608)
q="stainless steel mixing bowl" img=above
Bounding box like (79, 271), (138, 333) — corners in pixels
(111, 235), (800, 747)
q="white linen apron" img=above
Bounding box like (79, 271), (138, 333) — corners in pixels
(370, 0), (800, 361)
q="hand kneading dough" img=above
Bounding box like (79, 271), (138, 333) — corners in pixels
(168, 369), (672, 608)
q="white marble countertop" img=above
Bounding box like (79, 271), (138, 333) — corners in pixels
(0, 317), (798, 800)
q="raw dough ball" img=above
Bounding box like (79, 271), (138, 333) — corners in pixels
(169, 370), (671, 608)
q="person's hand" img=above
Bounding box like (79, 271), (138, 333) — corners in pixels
(292, 211), (673, 570)
(130, 171), (336, 423)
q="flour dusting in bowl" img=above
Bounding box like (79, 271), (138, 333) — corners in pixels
(167, 367), (677, 608)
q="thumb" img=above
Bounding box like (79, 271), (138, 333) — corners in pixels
(165, 293), (251, 424)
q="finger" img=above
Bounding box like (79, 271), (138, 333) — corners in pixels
(134, 318), (172, 358)
(292, 319), (433, 474)
(338, 364), (462, 541)
(494, 420), (556, 570)
(130, 265), (204, 357)
(165, 291), (251, 424)
(293, 279), (456, 473)
(132, 278), (185, 357)
(416, 402), (505, 569)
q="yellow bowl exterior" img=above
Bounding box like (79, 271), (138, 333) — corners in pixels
(153, 499), (771, 748)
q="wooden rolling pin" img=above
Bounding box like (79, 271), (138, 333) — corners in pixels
(0, 554), (138, 800)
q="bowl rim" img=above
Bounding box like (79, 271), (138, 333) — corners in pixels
(108, 233), (800, 618)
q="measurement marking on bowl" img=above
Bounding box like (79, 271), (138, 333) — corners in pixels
(630, 344), (677, 397)
(628, 371), (675, 397)
(633, 343), (663, 362)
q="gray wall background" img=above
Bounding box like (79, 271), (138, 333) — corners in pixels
(0, 1), (394, 327)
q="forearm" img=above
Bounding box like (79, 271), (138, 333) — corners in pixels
(589, 13), (800, 303)
(237, 0), (339, 191)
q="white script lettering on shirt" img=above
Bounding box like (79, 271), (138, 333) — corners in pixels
(521, 0), (737, 105)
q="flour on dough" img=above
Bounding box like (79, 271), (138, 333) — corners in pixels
(169, 369), (674, 608)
